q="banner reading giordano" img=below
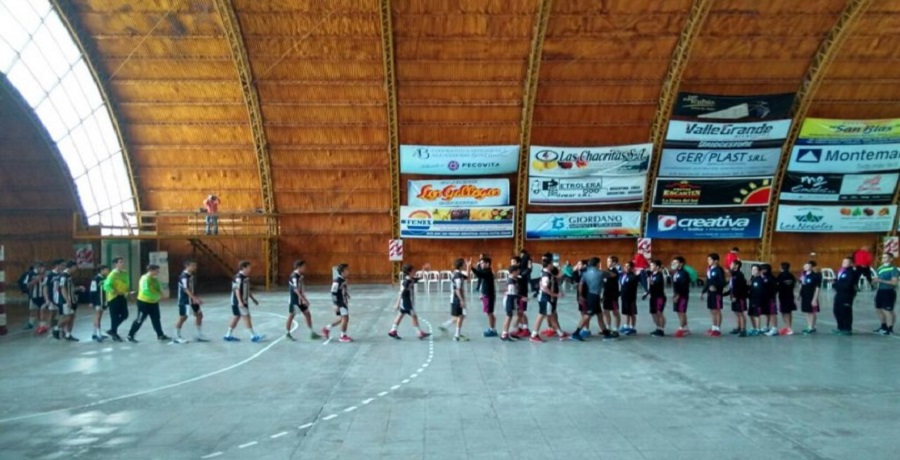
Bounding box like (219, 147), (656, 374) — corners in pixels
(525, 211), (641, 240)
(408, 179), (509, 207)
(399, 206), (514, 239)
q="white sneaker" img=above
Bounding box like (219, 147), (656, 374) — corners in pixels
(195, 335), (210, 342)
(171, 337), (186, 344)
(765, 328), (779, 337)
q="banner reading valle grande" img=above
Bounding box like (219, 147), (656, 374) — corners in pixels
(400, 145), (518, 175)
(666, 120), (791, 144)
(776, 204), (897, 233)
(408, 179), (509, 207)
(672, 92), (794, 120)
(528, 143), (650, 205)
(796, 118), (900, 145)
(399, 206), (514, 239)
(525, 211), (641, 240)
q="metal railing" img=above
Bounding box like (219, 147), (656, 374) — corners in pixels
(73, 211), (277, 239)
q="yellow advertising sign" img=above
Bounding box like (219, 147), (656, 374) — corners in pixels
(799, 118), (900, 140)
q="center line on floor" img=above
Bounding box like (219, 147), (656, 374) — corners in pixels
(238, 441), (258, 449)
(270, 432), (289, 439)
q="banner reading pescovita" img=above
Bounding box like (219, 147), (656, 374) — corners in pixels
(644, 211), (765, 240)
(780, 172), (898, 203)
(786, 144), (900, 173)
(796, 118), (900, 145)
(672, 92), (794, 120)
(776, 204), (897, 233)
(658, 147), (781, 177)
(528, 175), (644, 205)
(651, 177), (772, 208)
(400, 145), (518, 175)
(525, 211), (641, 240)
(399, 206), (514, 239)
(408, 179), (509, 207)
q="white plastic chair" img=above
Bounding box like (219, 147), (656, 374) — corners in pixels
(414, 270), (426, 291)
(821, 268), (835, 289)
(496, 269), (509, 289)
(439, 270), (453, 292)
(424, 271), (440, 293)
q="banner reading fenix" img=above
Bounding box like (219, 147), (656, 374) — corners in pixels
(672, 92), (794, 120)
(399, 206), (514, 239)
(776, 204), (897, 233)
(786, 144), (900, 173)
(665, 120), (791, 149)
(399, 145), (518, 175)
(796, 118), (900, 145)
(645, 211), (765, 240)
(780, 172), (899, 203)
(525, 211), (641, 240)
(528, 175), (645, 205)
(528, 143), (651, 177)
(408, 179), (509, 207)
(652, 177), (772, 208)
(658, 147), (781, 177)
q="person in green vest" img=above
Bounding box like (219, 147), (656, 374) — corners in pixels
(873, 252), (899, 335)
(103, 257), (132, 341)
(126, 264), (170, 342)
(683, 264), (700, 286)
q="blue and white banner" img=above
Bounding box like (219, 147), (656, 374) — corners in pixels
(786, 144), (900, 173)
(665, 120), (791, 143)
(399, 206), (514, 239)
(645, 212), (765, 240)
(776, 204), (897, 233)
(528, 144), (651, 177)
(658, 147), (781, 177)
(526, 212), (641, 240)
(528, 175), (645, 205)
(400, 145), (519, 175)
(408, 179), (509, 207)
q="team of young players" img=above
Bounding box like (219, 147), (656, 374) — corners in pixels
(18, 251), (899, 343)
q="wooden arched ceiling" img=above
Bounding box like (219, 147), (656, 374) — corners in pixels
(532, 0), (693, 146)
(70, 0), (262, 212)
(809, 0), (900, 118)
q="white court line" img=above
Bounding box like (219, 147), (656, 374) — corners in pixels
(361, 398), (374, 405)
(410, 374), (418, 379)
(322, 414), (337, 421)
(343, 406), (357, 413)
(390, 385), (400, 390)
(238, 441), (258, 449)
(298, 423), (314, 430)
(0, 312), (297, 424)
(201, 453), (223, 459)
(378, 391), (388, 397)
(270, 432), (289, 439)
(322, 338), (332, 345)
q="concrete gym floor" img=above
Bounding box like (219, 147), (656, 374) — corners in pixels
(0, 283), (898, 460)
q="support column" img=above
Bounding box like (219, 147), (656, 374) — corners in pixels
(378, 0), (402, 279)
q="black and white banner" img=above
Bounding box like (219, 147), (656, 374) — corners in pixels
(780, 172), (898, 203)
(658, 147), (781, 177)
(528, 175), (644, 205)
(787, 144), (900, 173)
(652, 177), (773, 208)
(673, 92), (794, 120)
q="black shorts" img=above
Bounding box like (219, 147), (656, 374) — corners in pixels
(289, 302), (309, 314)
(649, 296), (666, 315)
(706, 293), (723, 310)
(602, 296), (619, 312)
(451, 301), (465, 317)
(800, 297), (819, 314)
(731, 298), (747, 313)
(578, 299), (590, 316)
(505, 296), (518, 316)
(538, 300), (549, 315)
(334, 302), (349, 316)
(620, 298), (637, 316)
(876, 290), (896, 311)
(748, 302), (761, 317)
(762, 299), (778, 316)
(179, 303), (201, 316)
(586, 294), (602, 316)
(779, 296), (796, 314)
(549, 297), (558, 313)
(231, 303), (249, 317)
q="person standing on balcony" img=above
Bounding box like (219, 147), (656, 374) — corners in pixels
(204, 194), (220, 236)
(853, 246), (874, 287)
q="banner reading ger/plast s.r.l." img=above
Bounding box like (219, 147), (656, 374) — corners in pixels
(400, 145), (519, 175)
(658, 147), (781, 177)
(408, 179), (509, 207)
(525, 212), (641, 240)
(399, 206), (514, 239)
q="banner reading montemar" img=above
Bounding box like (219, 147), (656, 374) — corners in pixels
(528, 143), (651, 205)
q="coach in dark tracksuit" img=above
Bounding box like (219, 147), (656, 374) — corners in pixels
(832, 257), (857, 335)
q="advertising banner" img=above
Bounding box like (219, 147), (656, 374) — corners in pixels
(776, 204), (897, 233)
(796, 118), (900, 145)
(525, 211), (641, 240)
(408, 179), (509, 207)
(658, 147), (781, 177)
(665, 120), (791, 143)
(652, 177), (772, 208)
(645, 212), (765, 240)
(885, 237), (899, 258)
(399, 206), (514, 239)
(786, 144), (900, 173)
(673, 92), (794, 120)
(388, 239), (403, 262)
(780, 172), (898, 203)
(400, 145), (518, 175)
(74, 244), (94, 269)
(528, 175), (645, 205)
(528, 143), (651, 177)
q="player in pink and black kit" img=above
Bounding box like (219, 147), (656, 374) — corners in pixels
(501, 265), (522, 341)
(747, 264), (766, 336)
(642, 259), (667, 337)
(671, 257), (691, 338)
(799, 260), (822, 335)
(760, 263), (780, 336)
(700, 253), (726, 337)
(619, 262), (639, 335)
(471, 257), (498, 337)
(388, 264), (431, 340)
(724, 260), (749, 337)
(776, 262), (797, 336)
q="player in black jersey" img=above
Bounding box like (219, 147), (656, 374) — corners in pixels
(671, 256), (691, 338)
(56, 261), (82, 341)
(776, 262), (797, 336)
(471, 256), (498, 337)
(388, 264), (432, 340)
(173, 259), (208, 343)
(530, 256), (563, 343)
(223, 261), (262, 343)
(500, 265), (523, 341)
(747, 264), (766, 336)
(799, 260), (822, 335)
(619, 262), (639, 335)
(643, 259), (667, 337)
(723, 260), (749, 337)
(439, 258), (471, 341)
(285, 260), (321, 341)
(90, 265), (110, 342)
(324, 263), (352, 342)
(38, 259), (64, 337)
(24, 262), (45, 331)
(603, 256), (622, 334)
(700, 253), (726, 337)
(760, 264), (780, 336)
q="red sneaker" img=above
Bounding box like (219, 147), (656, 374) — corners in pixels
(674, 329), (687, 338)
(388, 330), (401, 339)
(515, 329), (530, 338)
(705, 329), (714, 336)
(710, 330), (722, 337)
(779, 327), (793, 336)
(541, 329), (556, 337)
(339, 335), (353, 343)
(321, 327), (330, 340)
(35, 326), (47, 335)
(558, 332), (570, 340)
(529, 335), (543, 343)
